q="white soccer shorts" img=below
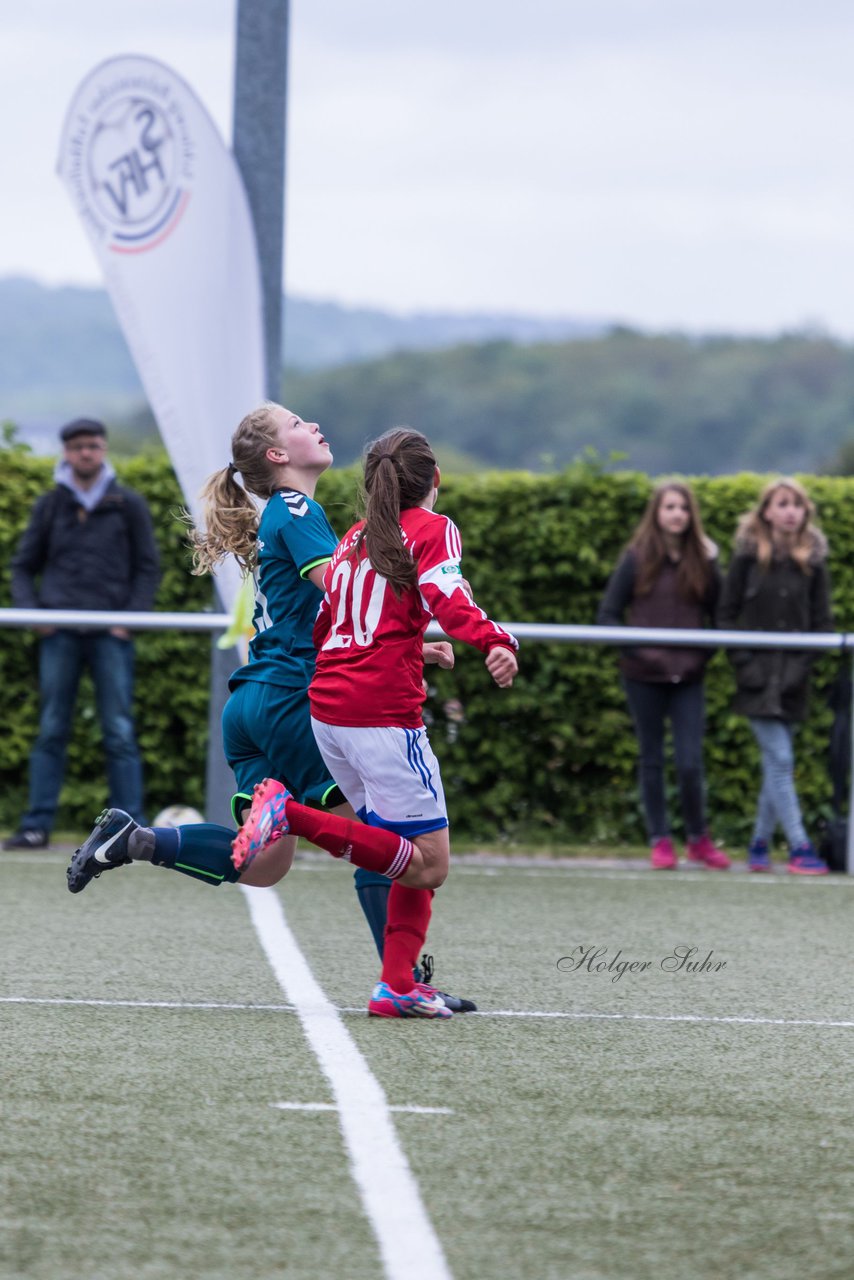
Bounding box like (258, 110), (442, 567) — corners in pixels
(310, 718), (448, 837)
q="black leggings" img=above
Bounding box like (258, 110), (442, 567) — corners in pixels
(623, 678), (707, 841)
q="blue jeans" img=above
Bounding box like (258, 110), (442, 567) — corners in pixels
(748, 717), (807, 848)
(623, 678), (707, 841)
(21, 630), (144, 832)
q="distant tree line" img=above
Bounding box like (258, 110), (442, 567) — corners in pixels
(280, 329), (854, 476)
(9, 282), (854, 477)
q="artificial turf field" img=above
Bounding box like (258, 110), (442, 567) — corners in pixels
(2, 846), (853, 1280)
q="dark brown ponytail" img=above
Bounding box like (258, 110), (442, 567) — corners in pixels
(354, 428), (436, 596)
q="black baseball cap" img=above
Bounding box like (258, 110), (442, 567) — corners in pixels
(59, 418), (107, 443)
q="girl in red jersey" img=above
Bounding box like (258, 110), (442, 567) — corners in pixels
(233, 428), (518, 1018)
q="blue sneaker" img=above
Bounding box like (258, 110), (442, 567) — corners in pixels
(747, 838), (772, 873)
(788, 843), (829, 876)
(67, 809), (137, 894)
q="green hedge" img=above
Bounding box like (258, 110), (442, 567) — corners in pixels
(0, 445), (212, 829)
(1, 441), (850, 846)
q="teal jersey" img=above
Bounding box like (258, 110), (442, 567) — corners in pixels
(229, 488), (338, 691)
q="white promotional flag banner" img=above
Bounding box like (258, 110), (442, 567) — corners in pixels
(57, 55), (266, 610)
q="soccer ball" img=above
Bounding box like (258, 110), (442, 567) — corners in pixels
(152, 804), (205, 828)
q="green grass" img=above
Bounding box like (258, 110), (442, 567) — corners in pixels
(2, 848), (853, 1279)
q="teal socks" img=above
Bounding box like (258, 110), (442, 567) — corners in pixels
(146, 823), (241, 886)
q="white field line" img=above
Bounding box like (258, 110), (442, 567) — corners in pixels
(0, 996), (296, 1011)
(284, 856), (854, 884)
(473, 1010), (854, 1028)
(6, 849), (854, 885)
(450, 867), (854, 885)
(3, 993), (853, 1030)
(240, 884), (453, 1280)
(272, 1102), (454, 1115)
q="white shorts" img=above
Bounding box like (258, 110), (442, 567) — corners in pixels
(310, 719), (448, 837)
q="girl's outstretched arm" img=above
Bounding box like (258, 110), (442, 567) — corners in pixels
(423, 641), (455, 668)
(416, 515), (518, 659)
(486, 646), (518, 687)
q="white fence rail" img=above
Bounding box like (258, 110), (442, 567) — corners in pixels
(1, 609), (850, 871)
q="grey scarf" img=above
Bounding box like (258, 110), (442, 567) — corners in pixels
(53, 459), (117, 513)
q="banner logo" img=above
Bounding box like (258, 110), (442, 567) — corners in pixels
(58, 55), (265, 610)
(66, 76), (193, 254)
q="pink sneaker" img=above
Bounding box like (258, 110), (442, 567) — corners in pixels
(368, 981), (453, 1019)
(231, 777), (291, 873)
(787, 843), (829, 876)
(686, 833), (731, 870)
(650, 837), (677, 870)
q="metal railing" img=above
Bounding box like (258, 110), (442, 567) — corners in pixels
(2, 608), (850, 872)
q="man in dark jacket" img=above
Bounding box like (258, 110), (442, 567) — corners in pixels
(3, 418), (161, 849)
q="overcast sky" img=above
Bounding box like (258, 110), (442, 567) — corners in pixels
(3, 0), (854, 335)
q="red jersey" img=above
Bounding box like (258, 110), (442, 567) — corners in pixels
(309, 506), (517, 728)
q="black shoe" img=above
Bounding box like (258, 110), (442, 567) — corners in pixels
(66, 809), (137, 894)
(432, 990), (478, 1014)
(3, 828), (49, 850)
(417, 953), (478, 1014)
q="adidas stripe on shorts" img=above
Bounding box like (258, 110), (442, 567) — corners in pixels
(310, 719), (448, 838)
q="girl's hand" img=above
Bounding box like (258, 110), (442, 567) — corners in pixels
(423, 641), (455, 669)
(486, 646), (518, 688)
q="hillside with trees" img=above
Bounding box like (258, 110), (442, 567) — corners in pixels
(0, 276), (599, 427)
(3, 276), (854, 474)
(282, 329), (854, 474)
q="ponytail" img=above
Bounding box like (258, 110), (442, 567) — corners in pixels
(360, 455), (417, 595)
(353, 428), (437, 597)
(184, 401), (284, 576)
(186, 467), (259, 575)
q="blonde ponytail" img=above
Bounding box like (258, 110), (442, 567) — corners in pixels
(186, 468), (260, 575)
(184, 401), (284, 576)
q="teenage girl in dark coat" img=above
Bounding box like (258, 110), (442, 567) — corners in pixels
(718, 477), (833, 874)
(598, 482), (728, 870)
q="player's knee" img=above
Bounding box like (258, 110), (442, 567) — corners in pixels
(402, 866), (446, 889)
(240, 865), (290, 888)
(237, 837), (295, 886)
(405, 856), (448, 890)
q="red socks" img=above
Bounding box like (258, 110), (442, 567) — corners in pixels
(280, 797), (434, 995)
(382, 883), (434, 994)
(284, 801), (414, 879)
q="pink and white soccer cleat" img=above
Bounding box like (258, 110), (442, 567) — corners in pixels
(368, 981), (453, 1019)
(231, 778), (291, 873)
